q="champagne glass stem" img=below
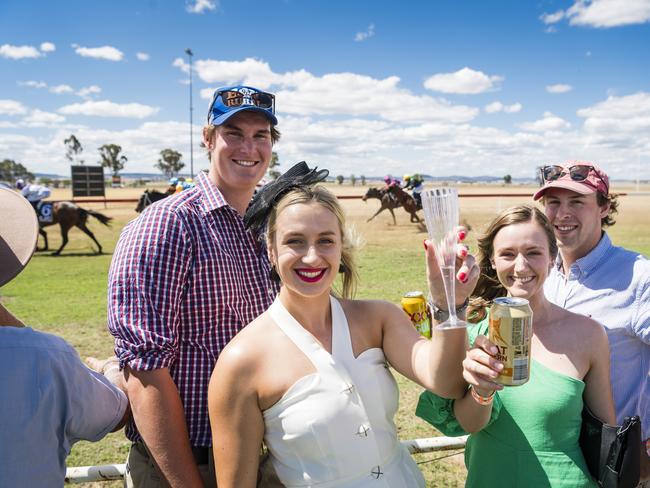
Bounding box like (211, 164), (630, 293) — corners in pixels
(440, 265), (458, 325)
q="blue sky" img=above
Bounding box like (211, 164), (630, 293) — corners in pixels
(1, 0), (649, 180)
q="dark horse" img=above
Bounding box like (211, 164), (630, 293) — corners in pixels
(362, 187), (401, 225)
(39, 202), (112, 255)
(135, 189), (169, 213)
(387, 185), (422, 223)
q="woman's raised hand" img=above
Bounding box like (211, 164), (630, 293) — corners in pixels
(463, 335), (504, 396)
(424, 227), (479, 310)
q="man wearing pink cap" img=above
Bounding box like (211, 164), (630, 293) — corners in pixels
(534, 161), (650, 483)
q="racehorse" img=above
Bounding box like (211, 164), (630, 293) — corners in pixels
(38, 202), (112, 255)
(387, 185), (422, 223)
(362, 187), (401, 225)
(135, 189), (169, 213)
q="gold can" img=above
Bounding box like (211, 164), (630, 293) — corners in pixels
(401, 291), (431, 339)
(489, 297), (533, 386)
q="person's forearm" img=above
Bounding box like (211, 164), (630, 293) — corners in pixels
(453, 387), (493, 433)
(0, 303), (25, 327)
(427, 327), (467, 398)
(126, 368), (204, 488)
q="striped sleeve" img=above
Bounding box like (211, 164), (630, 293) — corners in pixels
(107, 205), (192, 371)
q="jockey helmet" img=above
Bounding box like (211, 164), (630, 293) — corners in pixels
(15, 178), (25, 190)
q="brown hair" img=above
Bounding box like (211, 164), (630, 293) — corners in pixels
(597, 191), (618, 227)
(467, 205), (558, 323)
(266, 186), (359, 298)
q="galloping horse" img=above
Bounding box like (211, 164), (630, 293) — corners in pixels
(38, 202), (112, 255)
(135, 189), (169, 213)
(387, 185), (422, 223)
(362, 187), (400, 225)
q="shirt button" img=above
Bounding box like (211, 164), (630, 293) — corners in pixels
(342, 383), (355, 394)
(371, 465), (383, 479)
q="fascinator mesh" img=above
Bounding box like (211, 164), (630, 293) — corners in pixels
(243, 161), (329, 234)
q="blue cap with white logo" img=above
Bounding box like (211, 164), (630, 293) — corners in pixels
(207, 85), (277, 126)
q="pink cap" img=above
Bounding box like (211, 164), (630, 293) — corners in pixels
(533, 161), (609, 201)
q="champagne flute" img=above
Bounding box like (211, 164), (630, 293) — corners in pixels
(421, 187), (469, 330)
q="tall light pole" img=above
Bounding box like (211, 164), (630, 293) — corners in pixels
(185, 48), (194, 179)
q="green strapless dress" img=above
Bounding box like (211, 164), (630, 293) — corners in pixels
(416, 317), (596, 487)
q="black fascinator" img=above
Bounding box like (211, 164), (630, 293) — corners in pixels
(244, 161), (329, 234)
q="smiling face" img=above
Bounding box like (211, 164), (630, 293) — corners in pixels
(491, 221), (554, 302)
(270, 202), (342, 300)
(204, 110), (273, 199)
(542, 188), (609, 262)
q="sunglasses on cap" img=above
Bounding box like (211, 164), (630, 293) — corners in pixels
(540, 163), (609, 192)
(207, 87), (275, 124)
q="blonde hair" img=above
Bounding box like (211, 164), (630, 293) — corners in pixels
(468, 204), (558, 323)
(266, 185), (359, 298)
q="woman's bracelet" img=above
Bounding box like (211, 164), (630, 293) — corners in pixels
(470, 386), (495, 405)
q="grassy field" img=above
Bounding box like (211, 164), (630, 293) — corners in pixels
(2, 182), (649, 487)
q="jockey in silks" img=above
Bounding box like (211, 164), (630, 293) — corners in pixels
(15, 179), (51, 214)
(383, 175), (401, 205)
(168, 177), (196, 195)
(403, 174), (424, 209)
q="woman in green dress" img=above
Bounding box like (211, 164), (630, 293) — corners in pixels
(417, 204), (616, 487)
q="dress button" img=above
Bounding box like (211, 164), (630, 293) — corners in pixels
(342, 383), (355, 394)
(371, 465), (383, 479)
(356, 424), (370, 437)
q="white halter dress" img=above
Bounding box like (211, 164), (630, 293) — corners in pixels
(263, 296), (425, 487)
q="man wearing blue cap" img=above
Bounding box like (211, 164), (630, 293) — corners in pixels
(108, 85), (281, 487)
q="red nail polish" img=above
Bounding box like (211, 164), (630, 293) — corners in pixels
(460, 247), (468, 258)
(458, 271), (467, 282)
(458, 231), (467, 241)
(423, 240), (428, 251)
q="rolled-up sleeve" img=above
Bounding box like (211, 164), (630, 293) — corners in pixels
(107, 205), (192, 371)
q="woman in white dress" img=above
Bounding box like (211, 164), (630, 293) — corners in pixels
(208, 184), (478, 487)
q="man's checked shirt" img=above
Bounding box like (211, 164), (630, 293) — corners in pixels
(108, 171), (277, 446)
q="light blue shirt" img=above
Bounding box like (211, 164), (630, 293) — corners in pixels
(544, 233), (650, 439)
(0, 327), (127, 487)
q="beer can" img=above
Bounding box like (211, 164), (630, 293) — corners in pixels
(401, 291), (431, 339)
(489, 297), (533, 386)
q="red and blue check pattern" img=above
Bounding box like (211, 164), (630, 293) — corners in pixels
(108, 171), (277, 446)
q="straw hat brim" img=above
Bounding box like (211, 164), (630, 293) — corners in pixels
(0, 188), (39, 287)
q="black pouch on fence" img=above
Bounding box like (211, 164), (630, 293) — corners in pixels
(579, 405), (641, 488)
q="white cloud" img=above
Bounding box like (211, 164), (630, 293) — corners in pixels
(0, 44), (42, 59)
(58, 100), (159, 119)
(189, 57), (478, 123)
(72, 44), (124, 61)
(172, 57), (190, 74)
(76, 85), (102, 99)
(19, 80), (47, 89)
(354, 24), (375, 42)
(546, 84), (573, 93)
(50, 84), (74, 94)
(540, 10), (565, 24)
(542, 0), (650, 28)
(424, 67), (503, 95)
(519, 112), (571, 132)
(40, 42), (56, 52)
(186, 0), (217, 14)
(22, 109), (66, 128)
(578, 92), (650, 135)
(0, 99), (28, 115)
(484, 102), (522, 114)
(136, 52), (150, 61)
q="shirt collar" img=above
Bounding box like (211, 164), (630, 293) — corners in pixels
(555, 232), (612, 275)
(195, 171), (229, 214)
